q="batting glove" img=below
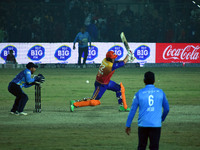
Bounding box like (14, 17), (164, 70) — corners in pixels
(128, 50), (135, 62)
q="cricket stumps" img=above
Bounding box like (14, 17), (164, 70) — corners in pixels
(34, 83), (41, 113)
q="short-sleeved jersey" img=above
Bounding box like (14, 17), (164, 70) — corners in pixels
(96, 58), (124, 84)
(73, 32), (91, 48)
(126, 85), (169, 127)
(11, 68), (35, 88)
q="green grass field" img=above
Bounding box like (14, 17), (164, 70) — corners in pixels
(0, 67), (200, 150)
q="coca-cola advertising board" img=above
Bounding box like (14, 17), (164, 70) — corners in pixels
(156, 43), (200, 63)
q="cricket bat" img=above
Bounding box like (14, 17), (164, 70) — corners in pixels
(120, 32), (135, 62)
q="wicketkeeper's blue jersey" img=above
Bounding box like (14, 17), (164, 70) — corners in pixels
(11, 68), (35, 88)
(126, 84), (169, 127)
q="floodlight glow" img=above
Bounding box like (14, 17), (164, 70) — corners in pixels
(192, 1), (196, 4)
(197, 4), (200, 8)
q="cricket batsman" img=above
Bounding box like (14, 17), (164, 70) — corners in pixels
(70, 50), (131, 112)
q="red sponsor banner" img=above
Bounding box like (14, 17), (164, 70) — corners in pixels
(156, 43), (200, 63)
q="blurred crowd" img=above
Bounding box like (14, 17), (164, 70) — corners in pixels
(0, 0), (199, 43)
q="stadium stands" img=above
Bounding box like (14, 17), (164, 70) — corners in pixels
(0, 0), (199, 43)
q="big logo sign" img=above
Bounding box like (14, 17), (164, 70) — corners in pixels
(27, 45), (45, 60)
(134, 45), (150, 60)
(54, 45), (71, 61)
(1, 45), (17, 61)
(82, 45), (98, 61)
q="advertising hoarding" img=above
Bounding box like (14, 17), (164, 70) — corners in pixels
(156, 43), (200, 63)
(0, 42), (156, 66)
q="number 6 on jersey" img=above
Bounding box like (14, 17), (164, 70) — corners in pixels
(148, 95), (154, 107)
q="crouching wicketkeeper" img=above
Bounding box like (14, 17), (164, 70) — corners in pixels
(8, 62), (45, 116)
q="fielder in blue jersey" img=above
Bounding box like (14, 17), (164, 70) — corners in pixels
(8, 62), (43, 116)
(73, 25), (91, 68)
(125, 71), (169, 150)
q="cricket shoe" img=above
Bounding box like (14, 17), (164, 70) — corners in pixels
(10, 111), (19, 116)
(70, 100), (75, 112)
(119, 106), (130, 112)
(18, 112), (28, 116)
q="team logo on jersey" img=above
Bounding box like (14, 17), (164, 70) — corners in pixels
(134, 45), (150, 60)
(27, 71), (31, 75)
(1, 45), (17, 61)
(54, 45), (71, 61)
(82, 45), (98, 61)
(27, 45), (45, 61)
(108, 45), (123, 60)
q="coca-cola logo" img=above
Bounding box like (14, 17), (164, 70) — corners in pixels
(163, 45), (200, 60)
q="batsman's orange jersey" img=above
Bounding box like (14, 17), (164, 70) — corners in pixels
(96, 58), (115, 84)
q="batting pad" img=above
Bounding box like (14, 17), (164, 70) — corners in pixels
(74, 100), (101, 107)
(120, 82), (128, 109)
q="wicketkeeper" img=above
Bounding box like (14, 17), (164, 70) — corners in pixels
(70, 51), (130, 112)
(8, 62), (45, 116)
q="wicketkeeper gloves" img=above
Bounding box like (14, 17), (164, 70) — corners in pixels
(34, 74), (45, 83)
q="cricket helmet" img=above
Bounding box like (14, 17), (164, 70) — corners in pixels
(106, 51), (118, 59)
